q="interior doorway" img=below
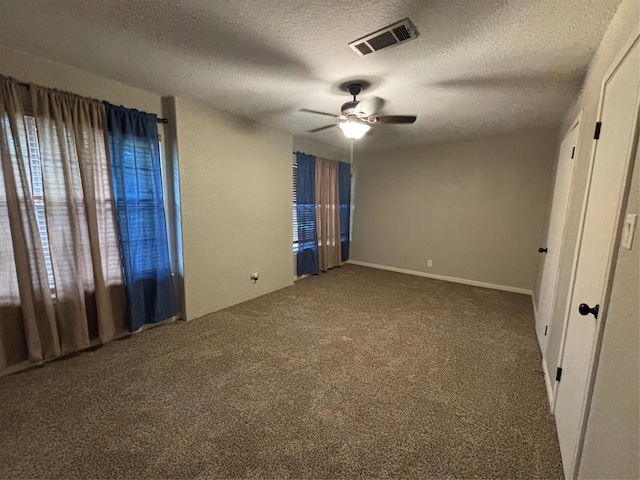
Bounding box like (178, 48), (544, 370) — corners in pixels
(536, 114), (580, 357)
(553, 33), (639, 478)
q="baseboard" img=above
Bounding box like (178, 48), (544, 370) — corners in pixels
(0, 315), (179, 378)
(0, 359), (38, 378)
(347, 260), (533, 295)
(542, 358), (555, 412)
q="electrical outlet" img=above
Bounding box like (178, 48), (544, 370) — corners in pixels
(427, 260), (433, 268)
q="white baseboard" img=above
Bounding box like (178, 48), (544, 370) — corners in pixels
(0, 315), (179, 378)
(542, 358), (555, 412)
(347, 260), (533, 295)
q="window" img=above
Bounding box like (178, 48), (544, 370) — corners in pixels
(4, 113), (122, 298)
(105, 104), (178, 328)
(24, 116), (56, 294)
(292, 162), (299, 253)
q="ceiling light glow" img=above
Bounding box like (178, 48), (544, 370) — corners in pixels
(338, 121), (371, 139)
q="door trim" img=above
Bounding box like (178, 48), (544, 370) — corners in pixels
(544, 111), (582, 356)
(554, 26), (640, 478)
(540, 110), (581, 409)
(542, 351), (554, 409)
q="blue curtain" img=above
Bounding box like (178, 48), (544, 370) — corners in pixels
(105, 103), (178, 331)
(295, 152), (319, 275)
(338, 162), (351, 262)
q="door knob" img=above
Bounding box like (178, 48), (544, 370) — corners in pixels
(538, 247), (548, 253)
(578, 303), (599, 319)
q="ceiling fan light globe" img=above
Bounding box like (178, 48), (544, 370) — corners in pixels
(339, 121), (370, 139)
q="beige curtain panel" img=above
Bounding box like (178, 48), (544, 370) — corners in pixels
(0, 77), (126, 371)
(315, 157), (342, 272)
(0, 76), (60, 369)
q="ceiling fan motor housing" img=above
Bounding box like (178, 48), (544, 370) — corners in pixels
(347, 83), (363, 97)
(341, 100), (360, 116)
(342, 84), (365, 116)
(300, 79), (417, 134)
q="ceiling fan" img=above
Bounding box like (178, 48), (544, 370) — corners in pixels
(299, 83), (417, 139)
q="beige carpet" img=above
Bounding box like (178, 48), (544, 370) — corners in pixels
(0, 264), (563, 479)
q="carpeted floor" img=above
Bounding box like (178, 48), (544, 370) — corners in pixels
(0, 264), (564, 479)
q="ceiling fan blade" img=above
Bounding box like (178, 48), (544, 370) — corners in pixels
(373, 115), (417, 124)
(308, 124), (338, 133)
(355, 96), (385, 116)
(299, 108), (339, 118)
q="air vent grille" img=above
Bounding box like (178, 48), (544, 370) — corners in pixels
(393, 25), (411, 41)
(354, 42), (372, 55)
(349, 18), (419, 56)
(368, 31), (397, 51)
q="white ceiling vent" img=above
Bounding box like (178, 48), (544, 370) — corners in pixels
(349, 18), (419, 57)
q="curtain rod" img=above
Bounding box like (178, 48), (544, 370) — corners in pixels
(292, 150), (351, 166)
(15, 80), (169, 124)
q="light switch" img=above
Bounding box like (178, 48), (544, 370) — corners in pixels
(621, 214), (637, 250)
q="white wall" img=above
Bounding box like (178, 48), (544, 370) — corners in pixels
(535, 5), (640, 464)
(175, 98), (293, 320)
(0, 45), (161, 114)
(541, 0), (638, 384)
(579, 152), (639, 479)
(529, 1), (639, 476)
(350, 128), (557, 292)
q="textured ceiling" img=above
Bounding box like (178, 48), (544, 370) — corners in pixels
(0, 0), (621, 151)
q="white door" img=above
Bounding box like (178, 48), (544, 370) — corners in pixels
(554, 36), (640, 478)
(536, 118), (580, 355)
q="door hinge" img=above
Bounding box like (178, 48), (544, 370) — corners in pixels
(594, 122), (602, 140)
(571, 146), (575, 159)
(544, 325), (548, 336)
(556, 367), (563, 382)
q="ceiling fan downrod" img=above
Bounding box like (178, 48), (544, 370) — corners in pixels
(347, 83), (362, 102)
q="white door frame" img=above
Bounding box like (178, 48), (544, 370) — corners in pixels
(540, 111), (581, 407)
(553, 26), (640, 478)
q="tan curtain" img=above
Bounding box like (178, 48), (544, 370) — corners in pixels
(315, 157), (342, 271)
(0, 77), (60, 369)
(0, 77), (126, 370)
(31, 86), (126, 354)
